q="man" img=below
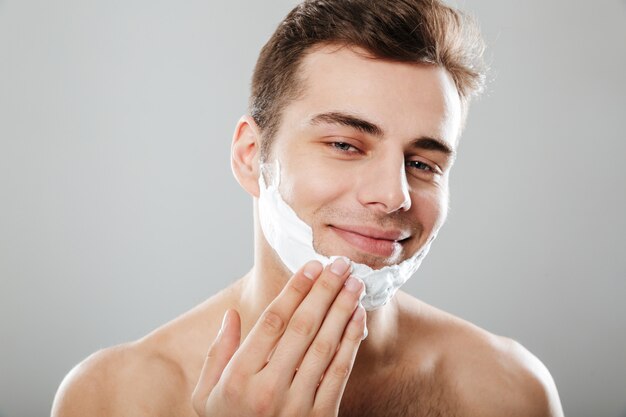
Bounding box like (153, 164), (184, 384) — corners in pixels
(53, 1), (564, 416)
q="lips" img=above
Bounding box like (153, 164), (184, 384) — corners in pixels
(329, 224), (409, 257)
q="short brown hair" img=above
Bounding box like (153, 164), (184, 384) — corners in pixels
(249, 0), (487, 160)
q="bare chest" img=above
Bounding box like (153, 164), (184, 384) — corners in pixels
(338, 367), (456, 417)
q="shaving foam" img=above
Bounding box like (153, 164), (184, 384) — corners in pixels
(258, 160), (435, 311)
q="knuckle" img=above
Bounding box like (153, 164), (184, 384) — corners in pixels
(220, 369), (246, 403)
(337, 296), (359, 315)
(261, 310), (285, 335)
(258, 372), (280, 398)
(206, 340), (221, 359)
(282, 402), (305, 417)
(311, 338), (335, 360)
(221, 378), (242, 404)
(251, 393), (275, 416)
(290, 315), (315, 337)
(316, 276), (337, 293)
(287, 277), (310, 296)
(344, 323), (364, 342)
(329, 361), (352, 379)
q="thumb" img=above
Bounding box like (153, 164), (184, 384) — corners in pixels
(192, 309), (241, 415)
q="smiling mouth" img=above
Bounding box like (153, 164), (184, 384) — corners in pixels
(328, 225), (409, 258)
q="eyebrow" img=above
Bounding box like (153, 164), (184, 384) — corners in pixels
(310, 111), (383, 136)
(309, 111), (455, 156)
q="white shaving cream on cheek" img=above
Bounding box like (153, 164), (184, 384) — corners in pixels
(257, 160), (436, 311)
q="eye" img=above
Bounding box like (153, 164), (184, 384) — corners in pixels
(406, 160), (436, 173)
(329, 141), (360, 153)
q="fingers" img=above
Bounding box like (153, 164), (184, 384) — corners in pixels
(192, 309), (241, 416)
(233, 260), (324, 374)
(191, 259), (363, 417)
(261, 258), (353, 378)
(313, 305), (367, 414)
(290, 275), (364, 398)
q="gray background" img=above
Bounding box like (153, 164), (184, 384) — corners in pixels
(1, 0), (625, 416)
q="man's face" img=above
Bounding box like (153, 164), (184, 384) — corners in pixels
(266, 45), (461, 270)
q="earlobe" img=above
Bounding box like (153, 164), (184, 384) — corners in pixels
(231, 115), (261, 198)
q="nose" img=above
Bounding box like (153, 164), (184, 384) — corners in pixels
(356, 154), (412, 214)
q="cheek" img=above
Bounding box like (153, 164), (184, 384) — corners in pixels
(278, 161), (349, 224)
(410, 185), (449, 230)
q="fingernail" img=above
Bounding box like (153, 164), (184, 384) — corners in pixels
(362, 325), (369, 341)
(344, 276), (362, 292)
(303, 261), (323, 279)
(330, 258), (350, 276)
(220, 310), (230, 333)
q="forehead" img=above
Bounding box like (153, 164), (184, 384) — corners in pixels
(282, 45), (462, 147)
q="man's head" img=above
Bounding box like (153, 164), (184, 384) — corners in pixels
(232, 0), (486, 272)
(250, 0), (486, 162)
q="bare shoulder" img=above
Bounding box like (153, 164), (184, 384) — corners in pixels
(444, 330), (564, 417)
(51, 340), (190, 417)
(51, 282), (240, 417)
(397, 293), (564, 417)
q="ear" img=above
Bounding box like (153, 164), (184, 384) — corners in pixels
(231, 115), (262, 198)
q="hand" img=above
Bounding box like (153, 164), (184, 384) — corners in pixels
(192, 258), (367, 417)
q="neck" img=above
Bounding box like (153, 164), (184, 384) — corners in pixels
(232, 207), (402, 364)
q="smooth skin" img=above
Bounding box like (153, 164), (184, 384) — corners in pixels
(52, 45), (564, 417)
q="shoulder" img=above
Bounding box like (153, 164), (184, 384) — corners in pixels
(52, 282), (241, 417)
(51, 340), (189, 417)
(51, 285), (240, 417)
(397, 294), (564, 417)
(442, 331), (564, 417)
